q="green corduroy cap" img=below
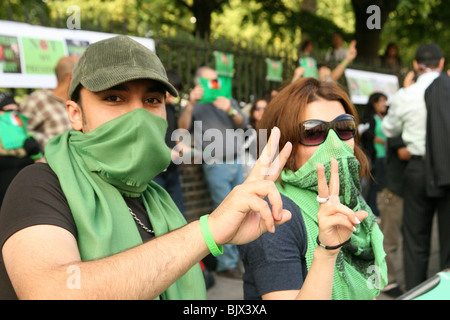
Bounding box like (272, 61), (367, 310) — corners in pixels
(69, 35), (178, 99)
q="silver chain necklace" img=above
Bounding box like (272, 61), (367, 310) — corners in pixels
(128, 207), (154, 234)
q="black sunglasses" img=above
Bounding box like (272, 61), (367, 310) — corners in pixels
(299, 114), (356, 146)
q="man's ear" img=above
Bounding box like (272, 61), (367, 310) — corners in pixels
(66, 100), (83, 131)
(438, 57), (445, 70)
(412, 60), (419, 72)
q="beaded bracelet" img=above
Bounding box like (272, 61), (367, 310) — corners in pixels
(316, 236), (351, 250)
(200, 214), (223, 257)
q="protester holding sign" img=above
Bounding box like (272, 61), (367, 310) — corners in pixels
(178, 66), (248, 279)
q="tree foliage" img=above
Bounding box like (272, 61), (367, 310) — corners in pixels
(381, 0), (450, 66)
(175, 0), (229, 39)
(0, 0), (50, 24)
(3, 0), (448, 68)
(241, 0), (350, 52)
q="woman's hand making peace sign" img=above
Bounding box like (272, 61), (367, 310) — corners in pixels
(315, 158), (368, 253)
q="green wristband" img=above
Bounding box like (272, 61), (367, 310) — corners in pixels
(200, 214), (223, 257)
(30, 152), (43, 160)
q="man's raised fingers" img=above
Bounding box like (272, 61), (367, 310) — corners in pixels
(264, 141), (292, 182)
(247, 127), (281, 181)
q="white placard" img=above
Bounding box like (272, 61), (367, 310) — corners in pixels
(0, 20), (155, 89)
(344, 68), (399, 105)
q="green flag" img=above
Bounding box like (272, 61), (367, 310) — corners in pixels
(214, 51), (234, 77)
(266, 58), (283, 82)
(198, 76), (232, 104)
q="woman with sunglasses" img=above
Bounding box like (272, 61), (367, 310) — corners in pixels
(238, 78), (387, 300)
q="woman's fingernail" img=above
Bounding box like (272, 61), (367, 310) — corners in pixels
(355, 217), (361, 224)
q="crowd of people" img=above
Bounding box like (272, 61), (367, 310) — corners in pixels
(0, 33), (448, 301)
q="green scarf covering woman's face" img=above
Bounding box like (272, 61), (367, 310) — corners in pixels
(295, 99), (355, 170)
(278, 99), (388, 299)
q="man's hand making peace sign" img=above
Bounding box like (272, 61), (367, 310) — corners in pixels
(207, 127), (293, 246)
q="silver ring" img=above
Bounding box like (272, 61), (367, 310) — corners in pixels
(316, 195), (329, 203)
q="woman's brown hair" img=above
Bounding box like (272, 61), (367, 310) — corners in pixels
(257, 77), (370, 178)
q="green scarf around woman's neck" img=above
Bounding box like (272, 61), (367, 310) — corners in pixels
(45, 109), (206, 300)
(277, 130), (387, 300)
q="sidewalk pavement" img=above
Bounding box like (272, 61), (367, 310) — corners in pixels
(207, 272), (244, 300)
(206, 269), (397, 300)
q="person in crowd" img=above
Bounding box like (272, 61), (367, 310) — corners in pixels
(379, 43), (402, 72)
(319, 40), (357, 83)
(423, 65), (450, 286)
(377, 136), (409, 297)
(382, 42), (450, 291)
(325, 32), (348, 62)
(239, 77), (387, 300)
(377, 74), (414, 296)
(297, 40), (319, 79)
(178, 66), (248, 279)
(20, 56), (77, 150)
(249, 98), (267, 130)
(243, 98), (268, 178)
(359, 92), (388, 217)
(0, 35), (293, 300)
(292, 40), (357, 84)
(0, 92), (42, 207)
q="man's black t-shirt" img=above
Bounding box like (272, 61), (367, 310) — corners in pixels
(0, 163), (154, 299)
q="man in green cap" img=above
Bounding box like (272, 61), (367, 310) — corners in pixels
(0, 35), (292, 299)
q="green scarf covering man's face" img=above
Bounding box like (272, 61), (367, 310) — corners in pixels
(68, 79), (167, 134)
(64, 79), (172, 193)
(69, 107), (172, 195)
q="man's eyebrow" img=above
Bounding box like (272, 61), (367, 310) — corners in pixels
(102, 84), (129, 92)
(99, 82), (166, 94)
(147, 84), (166, 95)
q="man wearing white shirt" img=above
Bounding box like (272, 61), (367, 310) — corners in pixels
(382, 43), (447, 291)
(325, 33), (348, 62)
